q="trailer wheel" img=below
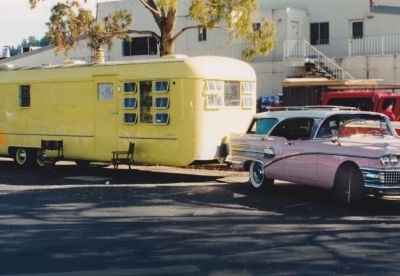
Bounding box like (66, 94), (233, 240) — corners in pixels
(14, 148), (29, 166)
(35, 149), (46, 168)
(249, 161), (274, 189)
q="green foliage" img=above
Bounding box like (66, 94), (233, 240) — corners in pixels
(30, 0), (276, 59)
(36, 0), (131, 54)
(190, 0), (276, 60)
(243, 18), (276, 60)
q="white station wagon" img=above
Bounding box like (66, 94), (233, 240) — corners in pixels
(226, 107), (400, 205)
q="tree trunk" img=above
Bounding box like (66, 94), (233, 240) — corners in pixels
(159, 10), (177, 57)
(160, 32), (175, 56)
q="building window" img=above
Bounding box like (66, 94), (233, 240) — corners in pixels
(198, 28), (207, 42)
(352, 21), (364, 39)
(310, 22), (329, 45)
(123, 36), (157, 56)
(252, 23), (261, 32)
(19, 85), (30, 107)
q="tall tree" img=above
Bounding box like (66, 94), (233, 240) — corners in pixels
(29, 0), (276, 60)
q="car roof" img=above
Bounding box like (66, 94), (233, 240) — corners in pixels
(253, 106), (385, 121)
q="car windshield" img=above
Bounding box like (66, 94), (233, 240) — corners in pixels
(317, 113), (395, 138)
(338, 119), (393, 138)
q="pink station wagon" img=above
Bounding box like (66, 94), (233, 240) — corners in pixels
(226, 107), (400, 205)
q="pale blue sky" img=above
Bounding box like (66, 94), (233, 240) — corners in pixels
(0, 0), (98, 48)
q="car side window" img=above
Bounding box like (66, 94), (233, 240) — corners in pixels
(247, 118), (278, 134)
(317, 119), (340, 138)
(270, 118), (314, 140)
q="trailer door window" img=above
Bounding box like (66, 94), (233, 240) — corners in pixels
(19, 85), (30, 107)
(97, 83), (114, 101)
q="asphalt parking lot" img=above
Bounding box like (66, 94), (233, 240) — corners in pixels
(0, 159), (400, 275)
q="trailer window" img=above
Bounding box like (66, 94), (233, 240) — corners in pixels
(124, 113), (137, 124)
(242, 96), (253, 108)
(155, 113), (169, 125)
(205, 80), (223, 109)
(124, 82), (137, 93)
(225, 81), (240, 106)
(97, 83), (114, 101)
(124, 98), (137, 109)
(155, 97), (169, 109)
(154, 81), (169, 93)
(19, 85), (30, 107)
(242, 82), (255, 94)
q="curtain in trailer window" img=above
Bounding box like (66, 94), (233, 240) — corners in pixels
(140, 81), (153, 123)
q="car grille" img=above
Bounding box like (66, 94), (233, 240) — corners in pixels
(381, 171), (400, 185)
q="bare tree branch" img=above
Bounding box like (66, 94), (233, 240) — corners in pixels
(171, 25), (229, 43)
(127, 30), (161, 41)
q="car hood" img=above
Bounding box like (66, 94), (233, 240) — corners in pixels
(335, 136), (400, 155)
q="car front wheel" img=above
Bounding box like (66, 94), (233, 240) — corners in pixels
(249, 161), (274, 189)
(333, 163), (365, 206)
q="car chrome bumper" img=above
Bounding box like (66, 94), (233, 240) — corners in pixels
(361, 167), (400, 193)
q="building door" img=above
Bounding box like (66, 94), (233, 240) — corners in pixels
(94, 76), (118, 159)
(289, 21), (299, 41)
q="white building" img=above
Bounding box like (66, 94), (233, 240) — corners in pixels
(2, 0), (400, 97)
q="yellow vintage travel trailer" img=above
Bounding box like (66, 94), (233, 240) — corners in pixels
(0, 55), (256, 167)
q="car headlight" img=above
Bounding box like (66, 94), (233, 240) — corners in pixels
(264, 147), (275, 158)
(380, 155), (399, 166)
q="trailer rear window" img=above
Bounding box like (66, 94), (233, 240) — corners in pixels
(19, 85), (30, 107)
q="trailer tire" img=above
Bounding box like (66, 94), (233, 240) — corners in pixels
(75, 160), (90, 167)
(35, 149), (46, 168)
(14, 148), (29, 167)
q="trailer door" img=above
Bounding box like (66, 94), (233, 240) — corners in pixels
(94, 76), (118, 159)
